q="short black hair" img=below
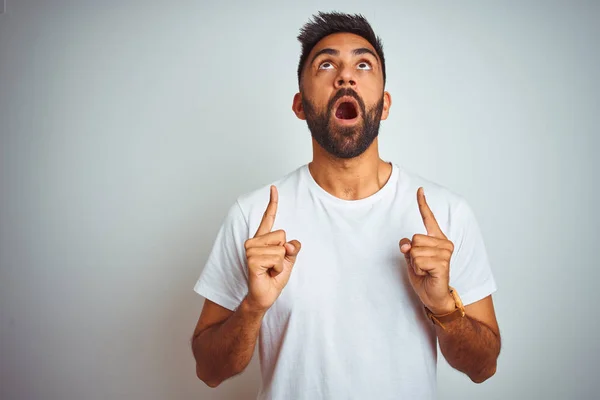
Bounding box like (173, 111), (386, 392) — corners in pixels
(296, 11), (386, 87)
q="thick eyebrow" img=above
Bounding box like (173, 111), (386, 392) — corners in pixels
(310, 47), (380, 66)
(310, 48), (339, 65)
(352, 47), (379, 62)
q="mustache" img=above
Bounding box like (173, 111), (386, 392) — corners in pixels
(327, 88), (366, 113)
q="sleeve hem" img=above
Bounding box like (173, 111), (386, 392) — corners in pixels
(458, 278), (498, 306)
(194, 281), (243, 311)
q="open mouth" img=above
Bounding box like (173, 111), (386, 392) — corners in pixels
(334, 98), (359, 120)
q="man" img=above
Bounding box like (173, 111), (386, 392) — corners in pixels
(191, 11), (501, 400)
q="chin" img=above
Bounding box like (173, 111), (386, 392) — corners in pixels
(326, 136), (375, 159)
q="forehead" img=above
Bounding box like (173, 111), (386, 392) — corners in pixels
(308, 32), (377, 59)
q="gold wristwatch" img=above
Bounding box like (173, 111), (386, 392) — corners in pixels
(424, 287), (465, 330)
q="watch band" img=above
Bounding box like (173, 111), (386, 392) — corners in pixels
(424, 287), (466, 330)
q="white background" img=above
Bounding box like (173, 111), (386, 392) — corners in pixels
(1, 1), (598, 399)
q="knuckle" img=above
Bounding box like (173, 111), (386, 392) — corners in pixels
(246, 247), (258, 257)
(275, 229), (287, 242)
(278, 246), (286, 258)
(412, 234), (425, 244)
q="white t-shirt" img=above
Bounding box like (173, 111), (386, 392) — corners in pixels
(194, 162), (497, 400)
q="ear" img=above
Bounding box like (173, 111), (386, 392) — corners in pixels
(380, 91), (392, 121)
(292, 93), (306, 120)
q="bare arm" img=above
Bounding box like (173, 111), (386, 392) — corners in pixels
(192, 186), (302, 387)
(400, 189), (501, 383)
(436, 295), (501, 383)
(192, 297), (266, 387)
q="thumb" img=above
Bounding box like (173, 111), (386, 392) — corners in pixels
(399, 238), (412, 256)
(284, 240), (302, 262)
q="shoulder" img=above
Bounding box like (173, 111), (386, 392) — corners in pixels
(394, 163), (470, 221)
(234, 165), (306, 220)
(395, 165), (489, 255)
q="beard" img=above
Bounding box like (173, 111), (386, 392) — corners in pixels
(301, 88), (385, 159)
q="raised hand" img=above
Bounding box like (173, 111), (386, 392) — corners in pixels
(399, 188), (455, 315)
(244, 185), (302, 312)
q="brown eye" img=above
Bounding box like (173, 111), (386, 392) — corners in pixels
(319, 62), (334, 70)
(357, 62), (372, 70)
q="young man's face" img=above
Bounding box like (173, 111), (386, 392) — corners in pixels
(293, 32), (392, 159)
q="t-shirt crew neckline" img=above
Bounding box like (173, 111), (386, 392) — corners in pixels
(301, 162), (399, 208)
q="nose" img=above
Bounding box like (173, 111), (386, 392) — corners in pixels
(334, 65), (357, 89)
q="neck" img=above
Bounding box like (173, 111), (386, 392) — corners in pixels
(309, 138), (393, 200)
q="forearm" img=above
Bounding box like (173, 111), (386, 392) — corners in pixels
(436, 315), (501, 383)
(192, 297), (266, 387)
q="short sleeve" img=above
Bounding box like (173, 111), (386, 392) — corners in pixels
(193, 201), (250, 311)
(447, 200), (497, 306)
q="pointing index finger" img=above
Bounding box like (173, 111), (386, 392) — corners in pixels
(417, 187), (445, 238)
(254, 185), (278, 237)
